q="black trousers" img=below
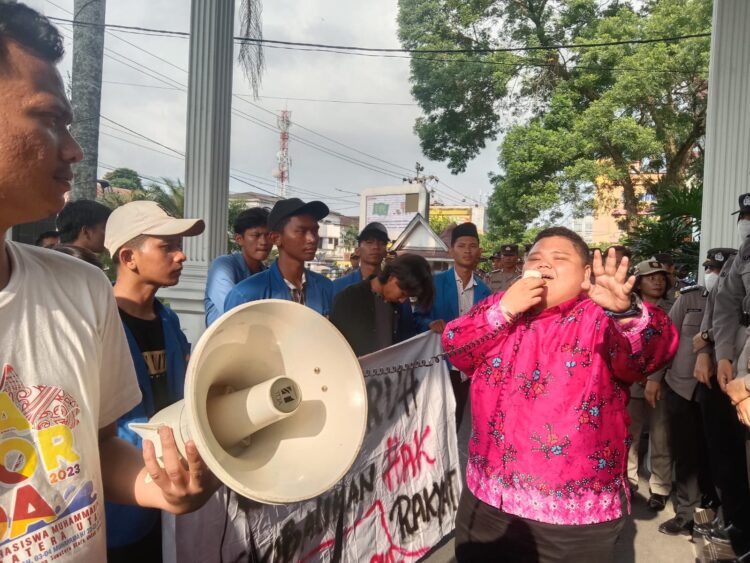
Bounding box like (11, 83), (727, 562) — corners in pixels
(665, 383), (716, 519)
(449, 369), (470, 432)
(696, 378), (750, 527)
(107, 520), (162, 563)
(455, 489), (625, 563)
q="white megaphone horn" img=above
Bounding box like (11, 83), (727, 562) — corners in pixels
(129, 299), (368, 504)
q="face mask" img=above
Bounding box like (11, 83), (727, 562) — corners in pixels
(739, 220), (750, 241)
(704, 272), (719, 292)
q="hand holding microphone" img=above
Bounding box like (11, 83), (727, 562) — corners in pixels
(498, 269), (546, 322)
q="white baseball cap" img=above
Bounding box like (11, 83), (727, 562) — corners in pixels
(105, 201), (205, 257)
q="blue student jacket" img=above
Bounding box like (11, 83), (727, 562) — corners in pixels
(224, 259), (334, 316)
(105, 301), (191, 548)
(415, 267), (492, 332)
(332, 269), (363, 295)
(333, 268), (418, 340)
(204, 252), (266, 327)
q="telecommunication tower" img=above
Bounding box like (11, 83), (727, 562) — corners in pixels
(272, 110), (292, 198)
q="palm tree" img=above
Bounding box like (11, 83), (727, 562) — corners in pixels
(70, 0), (264, 200)
(70, 0), (106, 200)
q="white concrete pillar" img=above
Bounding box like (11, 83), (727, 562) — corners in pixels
(700, 0), (750, 274)
(158, 0), (234, 345)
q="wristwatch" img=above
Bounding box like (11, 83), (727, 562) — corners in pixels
(604, 294), (643, 319)
(700, 330), (711, 342)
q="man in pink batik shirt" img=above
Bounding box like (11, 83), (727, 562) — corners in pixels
(443, 227), (678, 563)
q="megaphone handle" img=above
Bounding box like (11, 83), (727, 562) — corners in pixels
(362, 327), (502, 377)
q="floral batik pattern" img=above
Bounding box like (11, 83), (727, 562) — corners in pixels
(442, 292), (678, 525)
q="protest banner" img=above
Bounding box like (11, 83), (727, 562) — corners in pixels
(170, 331), (460, 562)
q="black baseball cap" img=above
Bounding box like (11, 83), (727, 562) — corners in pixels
(732, 193), (750, 216)
(267, 198), (329, 231)
(703, 248), (737, 269)
(500, 244), (519, 256)
(357, 221), (390, 243)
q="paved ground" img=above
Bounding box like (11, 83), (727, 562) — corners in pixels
(420, 402), (720, 563)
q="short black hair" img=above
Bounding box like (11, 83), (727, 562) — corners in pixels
(533, 227), (590, 265)
(111, 234), (149, 265)
(605, 245), (632, 259)
(377, 253), (434, 311)
(233, 207), (269, 235)
(0, 3), (64, 72)
(35, 230), (59, 246)
(56, 200), (111, 243)
(53, 244), (103, 269)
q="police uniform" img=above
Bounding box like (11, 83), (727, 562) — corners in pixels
(655, 284), (716, 526)
(696, 234), (750, 531)
(487, 244), (521, 293)
(627, 260), (673, 499)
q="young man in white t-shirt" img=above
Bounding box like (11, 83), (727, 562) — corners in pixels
(0, 5), (217, 562)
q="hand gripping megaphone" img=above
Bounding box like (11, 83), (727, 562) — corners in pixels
(129, 299), (368, 504)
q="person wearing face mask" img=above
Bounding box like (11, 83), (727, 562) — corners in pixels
(442, 227), (678, 563)
(625, 260), (674, 511)
(693, 193), (750, 554)
(647, 250), (730, 535)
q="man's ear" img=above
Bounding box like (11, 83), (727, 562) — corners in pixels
(118, 247), (137, 271)
(270, 231), (282, 247)
(233, 232), (243, 246)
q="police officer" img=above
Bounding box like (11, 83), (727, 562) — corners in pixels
(650, 252), (725, 535)
(693, 193), (750, 551)
(487, 244), (521, 293)
(714, 193), (750, 395)
(653, 252), (690, 298)
(626, 260), (674, 509)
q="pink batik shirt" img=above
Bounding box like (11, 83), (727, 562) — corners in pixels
(442, 292), (678, 525)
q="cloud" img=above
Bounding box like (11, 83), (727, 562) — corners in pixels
(44, 0), (501, 213)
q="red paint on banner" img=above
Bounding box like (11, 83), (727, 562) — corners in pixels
(382, 427), (436, 492)
(298, 499), (430, 563)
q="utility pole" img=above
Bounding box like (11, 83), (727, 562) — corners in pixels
(70, 0), (106, 201)
(273, 110), (291, 198)
(403, 162), (439, 201)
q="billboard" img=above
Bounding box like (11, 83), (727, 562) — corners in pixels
(360, 184), (430, 240)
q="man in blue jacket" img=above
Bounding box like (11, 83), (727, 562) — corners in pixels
(225, 198), (333, 316)
(104, 201), (205, 561)
(333, 221), (389, 294)
(416, 222), (491, 429)
(204, 207), (271, 326)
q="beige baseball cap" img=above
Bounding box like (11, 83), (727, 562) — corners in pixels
(105, 201), (205, 257)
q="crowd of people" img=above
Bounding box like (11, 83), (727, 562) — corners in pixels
(4, 4), (750, 563)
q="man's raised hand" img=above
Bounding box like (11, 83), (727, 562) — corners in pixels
(582, 249), (635, 313)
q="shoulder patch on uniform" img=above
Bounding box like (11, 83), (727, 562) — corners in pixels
(679, 285), (701, 294)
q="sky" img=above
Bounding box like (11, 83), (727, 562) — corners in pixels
(34, 0), (502, 216)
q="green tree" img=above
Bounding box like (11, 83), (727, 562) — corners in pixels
(399, 0), (711, 240)
(340, 225), (360, 251)
(227, 199), (248, 253)
(102, 168), (143, 191)
(428, 215), (455, 235)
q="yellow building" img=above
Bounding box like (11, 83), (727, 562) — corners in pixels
(429, 205), (487, 234)
(590, 164), (662, 244)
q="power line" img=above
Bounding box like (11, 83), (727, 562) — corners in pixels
(47, 16), (710, 54)
(55, 16), (471, 205)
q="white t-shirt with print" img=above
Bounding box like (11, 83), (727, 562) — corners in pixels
(0, 242), (141, 563)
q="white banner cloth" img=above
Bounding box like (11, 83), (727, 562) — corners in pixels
(169, 332), (460, 562)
